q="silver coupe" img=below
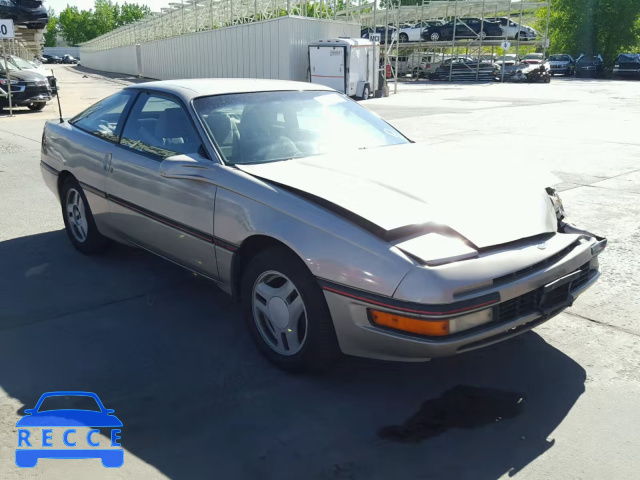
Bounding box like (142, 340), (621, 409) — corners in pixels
(41, 79), (607, 372)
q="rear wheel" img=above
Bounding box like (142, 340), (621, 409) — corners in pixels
(27, 103), (46, 111)
(241, 247), (341, 372)
(360, 84), (370, 100)
(61, 176), (110, 254)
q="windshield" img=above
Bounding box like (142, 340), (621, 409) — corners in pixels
(549, 55), (570, 61)
(524, 54), (543, 59)
(8, 56), (35, 70)
(0, 61), (18, 73)
(193, 91), (409, 165)
(617, 54), (640, 63)
(578, 56), (600, 64)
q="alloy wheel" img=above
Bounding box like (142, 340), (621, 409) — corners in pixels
(252, 270), (308, 356)
(65, 188), (88, 243)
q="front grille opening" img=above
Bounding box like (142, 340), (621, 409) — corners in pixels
(496, 261), (592, 325)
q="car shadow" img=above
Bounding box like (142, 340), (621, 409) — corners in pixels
(0, 230), (586, 479)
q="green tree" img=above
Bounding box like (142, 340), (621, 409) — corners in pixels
(116, 2), (151, 27)
(43, 9), (58, 47)
(546, 0), (640, 64)
(59, 7), (93, 45)
(57, 0), (150, 46)
(91, 0), (117, 37)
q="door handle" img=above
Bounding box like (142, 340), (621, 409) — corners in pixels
(103, 153), (113, 172)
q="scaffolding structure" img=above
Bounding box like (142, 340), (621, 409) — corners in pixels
(1, 38), (40, 61)
(82, 0), (355, 52)
(78, 0), (551, 88)
(352, 1), (551, 87)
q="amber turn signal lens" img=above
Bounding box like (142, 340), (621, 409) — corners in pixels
(370, 310), (450, 336)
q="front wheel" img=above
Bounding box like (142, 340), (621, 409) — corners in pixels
(429, 31), (441, 42)
(27, 103), (46, 111)
(61, 177), (110, 254)
(399, 33), (409, 43)
(241, 247), (341, 372)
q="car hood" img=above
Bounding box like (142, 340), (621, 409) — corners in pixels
(237, 143), (559, 249)
(4, 69), (43, 82)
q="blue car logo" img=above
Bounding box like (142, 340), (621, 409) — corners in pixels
(16, 391), (123, 468)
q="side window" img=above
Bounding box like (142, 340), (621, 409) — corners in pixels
(120, 93), (201, 160)
(70, 90), (136, 142)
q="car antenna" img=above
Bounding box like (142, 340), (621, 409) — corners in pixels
(53, 75), (63, 123)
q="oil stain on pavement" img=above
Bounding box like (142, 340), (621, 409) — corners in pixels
(379, 385), (525, 443)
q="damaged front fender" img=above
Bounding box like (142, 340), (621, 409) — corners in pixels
(561, 221), (608, 256)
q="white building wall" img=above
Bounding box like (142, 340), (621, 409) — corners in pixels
(80, 16), (358, 81)
(81, 45), (140, 76)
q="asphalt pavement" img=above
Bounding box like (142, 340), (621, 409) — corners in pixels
(0, 65), (638, 479)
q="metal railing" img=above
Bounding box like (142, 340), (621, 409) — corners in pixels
(81, 0), (353, 52)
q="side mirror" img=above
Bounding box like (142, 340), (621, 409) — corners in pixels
(105, 409), (115, 414)
(24, 409), (34, 415)
(159, 153), (216, 183)
(50, 77), (57, 88)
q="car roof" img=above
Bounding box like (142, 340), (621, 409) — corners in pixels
(126, 78), (333, 101)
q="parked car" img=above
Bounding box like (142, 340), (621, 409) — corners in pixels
(508, 64), (551, 83)
(40, 79), (606, 372)
(575, 54), (605, 78)
(5, 55), (57, 95)
(62, 54), (78, 64)
(612, 53), (640, 79)
(521, 53), (545, 64)
(388, 52), (445, 77)
(429, 57), (498, 80)
(485, 17), (537, 40)
(398, 20), (443, 42)
(0, 0), (48, 30)
(0, 62), (51, 111)
(496, 60), (519, 79)
(42, 54), (62, 64)
(361, 26), (397, 44)
(422, 18), (503, 42)
(547, 54), (575, 76)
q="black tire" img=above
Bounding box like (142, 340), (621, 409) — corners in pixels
(241, 247), (341, 373)
(360, 84), (370, 100)
(60, 176), (110, 254)
(399, 33), (409, 43)
(27, 103), (46, 111)
(429, 31), (441, 42)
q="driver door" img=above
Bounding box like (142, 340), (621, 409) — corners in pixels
(106, 91), (220, 280)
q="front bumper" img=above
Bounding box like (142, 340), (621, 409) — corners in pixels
(322, 229), (605, 361)
(550, 65), (571, 74)
(1, 86), (51, 106)
(613, 68), (640, 77)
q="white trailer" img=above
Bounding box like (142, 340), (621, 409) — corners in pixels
(308, 38), (379, 100)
